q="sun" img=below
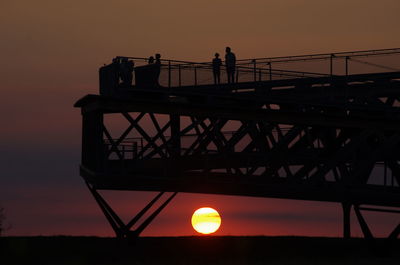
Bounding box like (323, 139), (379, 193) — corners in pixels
(191, 207), (221, 234)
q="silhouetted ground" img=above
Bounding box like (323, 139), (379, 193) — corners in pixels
(1, 236), (399, 264)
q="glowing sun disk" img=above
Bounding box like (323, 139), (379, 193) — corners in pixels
(191, 207), (221, 234)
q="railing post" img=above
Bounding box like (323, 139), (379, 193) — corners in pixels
(330, 54), (334, 76)
(236, 66), (239, 83)
(253, 59), (257, 82)
(178, 64), (181, 87)
(194, 65), (197, 86)
(345, 56), (349, 76)
(140, 138), (143, 159)
(168, 60), (171, 88)
(259, 69), (262, 81)
(268, 62), (272, 80)
(342, 203), (352, 239)
(384, 161), (387, 186)
(170, 115), (181, 157)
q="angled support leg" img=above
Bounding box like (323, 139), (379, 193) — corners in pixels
(342, 202), (352, 239)
(354, 205), (374, 241)
(86, 181), (177, 239)
(125, 191), (165, 231)
(388, 223), (400, 240)
(131, 192), (178, 237)
(86, 182), (125, 238)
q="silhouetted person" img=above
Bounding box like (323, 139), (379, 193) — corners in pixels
(119, 57), (128, 86)
(110, 57), (121, 87)
(126, 60), (134, 86)
(155, 53), (162, 84)
(148, 56), (155, 64)
(155, 53), (161, 65)
(225, 47), (236, 83)
(212, 53), (222, 84)
(120, 57), (134, 87)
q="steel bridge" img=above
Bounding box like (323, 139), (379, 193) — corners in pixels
(75, 48), (400, 240)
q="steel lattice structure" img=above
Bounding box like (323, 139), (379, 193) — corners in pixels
(75, 49), (400, 240)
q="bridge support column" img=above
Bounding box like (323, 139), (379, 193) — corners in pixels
(170, 115), (181, 157)
(342, 202), (352, 239)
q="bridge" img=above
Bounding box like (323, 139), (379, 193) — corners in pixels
(75, 48), (400, 240)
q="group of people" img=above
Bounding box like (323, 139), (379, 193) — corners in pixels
(145, 47), (237, 85)
(147, 53), (162, 65)
(112, 47), (237, 87)
(112, 57), (134, 87)
(212, 46), (236, 84)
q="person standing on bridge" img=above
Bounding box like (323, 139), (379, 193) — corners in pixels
(119, 57), (134, 87)
(148, 56), (155, 64)
(225, 47), (236, 83)
(212, 53), (222, 84)
(155, 53), (162, 83)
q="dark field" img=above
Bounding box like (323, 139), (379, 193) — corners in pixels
(1, 236), (399, 265)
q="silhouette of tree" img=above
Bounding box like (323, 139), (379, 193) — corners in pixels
(0, 206), (6, 236)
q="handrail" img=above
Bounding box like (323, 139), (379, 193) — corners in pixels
(236, 48), (400, 64)
(118, 48), (400, 66)
(104, 48), (400, 90)
(115, 55), (329, 78)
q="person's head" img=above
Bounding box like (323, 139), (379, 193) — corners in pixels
(215, 53), (219, 58)
(155, 53), (161, 59)
(148, 56), (154, 63)
(225, 47), (231, 53)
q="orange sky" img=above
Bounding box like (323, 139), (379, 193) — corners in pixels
(1, 0), (399, 237)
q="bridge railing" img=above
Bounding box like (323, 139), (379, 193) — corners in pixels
(106, 48), (400, 91)
(102, 132), (399, 188)
(112, 56), (327, 90)
(236, 48), (400, 77)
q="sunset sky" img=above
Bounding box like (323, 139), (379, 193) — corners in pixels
(1, 0), (400, 237)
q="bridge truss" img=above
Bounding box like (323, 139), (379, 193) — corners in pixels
(76, 49), (400, 240)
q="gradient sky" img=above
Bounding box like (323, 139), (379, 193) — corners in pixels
(1, 0), (400, 237)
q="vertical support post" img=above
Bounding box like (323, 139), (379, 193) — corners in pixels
(236, 66), (239, 83)
(259, 69), (262, 81)
(253, 59), (257, 82)
(342, 202), (351, 239)
(392, 168), (394, 186)
(170, 115), (181, 158)
(194, 65), (197, 86)
(330, 54), (334, 76)
(268, 62), (272, 80)
(178, 64), (181, 87)
(140, 138), (143, 159)
(344, 56), (350, 104)
(384, 161), (387, 186)
(168, 60), (171, 88)
(82, 111), (104, 172)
